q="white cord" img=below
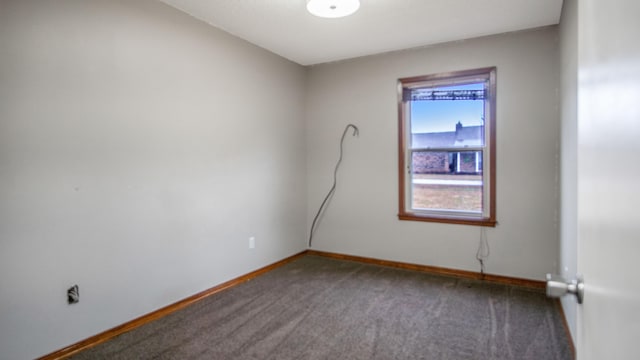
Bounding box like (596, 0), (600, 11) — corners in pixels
(476, 227), (490, 276)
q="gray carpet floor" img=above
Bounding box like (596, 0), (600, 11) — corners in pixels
(70, 255), (573, 360)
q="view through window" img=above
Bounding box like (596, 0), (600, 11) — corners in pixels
(398, 68), (496, 226)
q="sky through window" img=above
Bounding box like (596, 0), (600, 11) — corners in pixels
(410, 83), (484, 133)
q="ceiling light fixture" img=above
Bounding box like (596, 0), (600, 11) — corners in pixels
(306, 0), (360, 18)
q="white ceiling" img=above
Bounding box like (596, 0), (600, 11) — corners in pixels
(160, 0), (564, 66)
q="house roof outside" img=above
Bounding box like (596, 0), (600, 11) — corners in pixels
(412, 122), (484, 149)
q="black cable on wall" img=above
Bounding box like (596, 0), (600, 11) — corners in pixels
(308, 124), (359, 248)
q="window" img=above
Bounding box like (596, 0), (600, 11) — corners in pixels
(397, 67), (496, 226)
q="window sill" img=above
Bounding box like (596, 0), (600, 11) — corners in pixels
(398, 212), (497, 227)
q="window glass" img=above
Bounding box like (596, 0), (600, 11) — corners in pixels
(398, 68), (496, 226)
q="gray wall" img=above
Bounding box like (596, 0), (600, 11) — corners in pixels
(0, 2), (566, 358)
(559, 0), (578, 343)
(306, 27), (561, 280)
(0, 1), (307, 359)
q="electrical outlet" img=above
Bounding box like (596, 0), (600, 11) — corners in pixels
(249, 236), (255, 249)
(67, 285), (79, 304)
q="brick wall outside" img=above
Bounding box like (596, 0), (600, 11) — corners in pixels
(459, 152), (477, 173)
(412, 151), (480, 174)
(412, 152), (448, 173)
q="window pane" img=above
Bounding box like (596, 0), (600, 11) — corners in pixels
(398, 67), (496, 226)
(411, 150), (483, 213)
(410, 83), (485, 149)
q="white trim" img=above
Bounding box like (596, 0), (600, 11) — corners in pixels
(413, 179), (482, 186)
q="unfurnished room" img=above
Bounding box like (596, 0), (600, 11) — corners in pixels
(1, 1), (639, 359)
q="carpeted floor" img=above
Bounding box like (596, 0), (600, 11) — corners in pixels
(70, 255), (573, 359)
